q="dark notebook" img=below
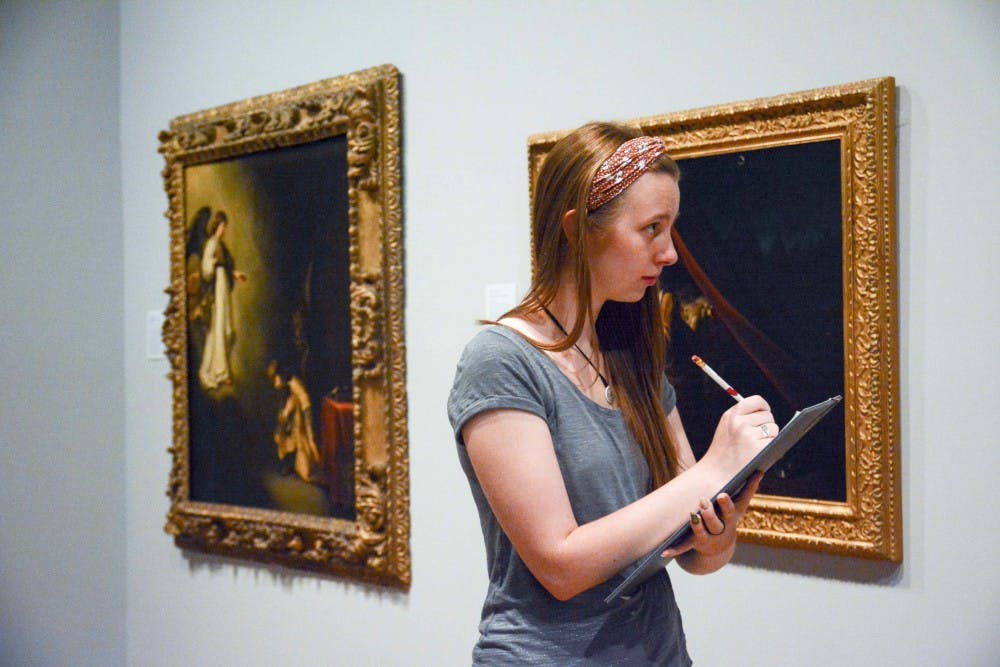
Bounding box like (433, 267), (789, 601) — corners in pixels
(604, 395), (843, 603)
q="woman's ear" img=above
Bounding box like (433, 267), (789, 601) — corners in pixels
(562, 209), (579, 245)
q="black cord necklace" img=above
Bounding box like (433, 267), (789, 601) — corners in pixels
(542, 306), (616, 406)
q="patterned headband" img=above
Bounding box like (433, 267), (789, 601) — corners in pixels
(586, 136), (667, 211)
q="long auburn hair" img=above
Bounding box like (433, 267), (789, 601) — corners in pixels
(507, 122), (681, 489)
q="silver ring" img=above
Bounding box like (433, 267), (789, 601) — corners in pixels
(759, 424), (770, 437)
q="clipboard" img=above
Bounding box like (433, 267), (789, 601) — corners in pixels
(604, 395), (843, 603)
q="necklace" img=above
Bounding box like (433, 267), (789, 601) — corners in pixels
(542, 306), (616, 406)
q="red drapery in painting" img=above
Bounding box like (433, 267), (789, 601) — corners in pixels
(320, 398), (353, 506)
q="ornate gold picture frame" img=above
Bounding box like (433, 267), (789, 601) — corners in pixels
(159, 64), (410, 587)
(528, 77), (900, 562)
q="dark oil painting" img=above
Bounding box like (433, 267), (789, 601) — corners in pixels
(182, 136), (356, 519)
(660, 139), (847, 502)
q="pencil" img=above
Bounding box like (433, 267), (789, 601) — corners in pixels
(691, 355), (745, 402)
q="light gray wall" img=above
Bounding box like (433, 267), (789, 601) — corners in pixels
(5, 1), (999, 666)
(0, 2), (125, 666)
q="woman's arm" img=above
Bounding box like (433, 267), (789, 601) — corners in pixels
(462, 396), (774, 600)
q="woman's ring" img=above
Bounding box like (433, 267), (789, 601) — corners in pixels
(759, 424), (770, 437)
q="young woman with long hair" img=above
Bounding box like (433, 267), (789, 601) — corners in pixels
(448, 122), (777, 664)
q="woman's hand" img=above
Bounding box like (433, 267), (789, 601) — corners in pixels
(658, 398), (776, 574)
(702, 396), (778, 477)
(661, 471), (763, 567)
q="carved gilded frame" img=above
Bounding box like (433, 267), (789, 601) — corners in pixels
(160, 65), (410, 587)
(528, 77), (900, 561)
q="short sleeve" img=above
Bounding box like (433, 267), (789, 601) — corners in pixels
(447, 329), (551, 445)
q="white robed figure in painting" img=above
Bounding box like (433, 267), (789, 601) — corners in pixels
(198, 210), (246, 390)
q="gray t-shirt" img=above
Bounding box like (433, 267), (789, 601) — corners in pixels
(448, 326), (691, 666)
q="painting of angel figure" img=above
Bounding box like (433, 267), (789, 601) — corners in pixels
(183, 135), (356, 520)
(191, 209), (248, 389)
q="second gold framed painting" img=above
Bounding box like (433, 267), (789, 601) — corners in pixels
(529, 77), (901, 562)
(160, 65), (410, 588)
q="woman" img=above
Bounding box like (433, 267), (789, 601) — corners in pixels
(447, 122), (777, 664)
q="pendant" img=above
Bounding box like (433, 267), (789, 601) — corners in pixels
(604, 384), (617, 407)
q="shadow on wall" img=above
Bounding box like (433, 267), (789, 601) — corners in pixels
(733, 543), (904, 586)
(180, 549), (411, 603)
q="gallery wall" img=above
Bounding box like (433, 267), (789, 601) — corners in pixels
(3, 1), (998, 666)
(119, 3), (1000, 664)
(1, 2), (125, 666)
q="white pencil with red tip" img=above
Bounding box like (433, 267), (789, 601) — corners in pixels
(691, 355), (745, 402)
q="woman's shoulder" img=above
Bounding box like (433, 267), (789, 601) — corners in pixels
(448, 323), (555, 429)
(459, 323), (535, 364)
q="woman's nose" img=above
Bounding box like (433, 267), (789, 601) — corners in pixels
(655, 239), (678, 267)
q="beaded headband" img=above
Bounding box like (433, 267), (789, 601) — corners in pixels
(586, 136), (667, 211)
